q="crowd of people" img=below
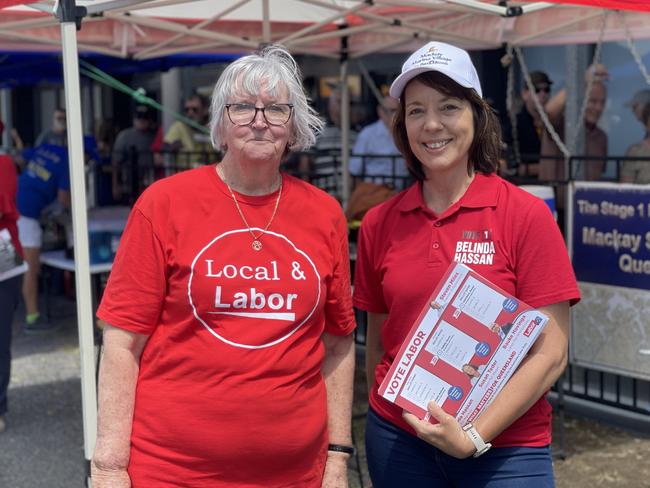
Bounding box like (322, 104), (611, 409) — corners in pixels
(0, 38), (647, 487)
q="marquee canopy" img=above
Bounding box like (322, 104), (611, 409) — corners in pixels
(1, 0), (649, 61)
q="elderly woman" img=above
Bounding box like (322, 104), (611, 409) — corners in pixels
(354, 41), (580, 487)
(91, 45), (356, 487)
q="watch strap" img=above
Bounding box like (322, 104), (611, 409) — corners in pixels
(462, 422), (492, 458)
(328, 443), (356, 456)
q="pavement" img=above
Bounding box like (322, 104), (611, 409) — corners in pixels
(4, 292), (650, 488)
(1, 297), (87, 488)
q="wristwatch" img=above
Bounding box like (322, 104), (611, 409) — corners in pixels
(462, 423), (492, 458)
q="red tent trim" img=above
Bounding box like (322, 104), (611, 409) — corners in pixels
(525, 0), (650, 12)
(0, 0), (38, 9)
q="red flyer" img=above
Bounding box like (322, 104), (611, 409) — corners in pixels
(378, 262), (548, 425)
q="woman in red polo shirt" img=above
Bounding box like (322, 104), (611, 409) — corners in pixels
(354, 41), (580, 487)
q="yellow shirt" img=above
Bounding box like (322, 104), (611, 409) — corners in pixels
(164, 121), (218, 166)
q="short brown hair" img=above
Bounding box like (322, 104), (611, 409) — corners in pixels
(392, 71), (502, 181)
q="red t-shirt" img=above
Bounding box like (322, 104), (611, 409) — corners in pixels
(353, 173), (580, 447)
(97, 165), (355, 487)
(0, 154), (23, 259)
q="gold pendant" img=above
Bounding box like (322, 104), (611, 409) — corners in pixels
(252, 240), (262, 251)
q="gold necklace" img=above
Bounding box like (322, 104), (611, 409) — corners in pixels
(217, 166), (283, 251)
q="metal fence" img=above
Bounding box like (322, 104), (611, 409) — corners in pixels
(92, 149), (414, 205)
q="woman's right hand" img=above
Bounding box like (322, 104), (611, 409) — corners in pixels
(91, 462), (131, 488)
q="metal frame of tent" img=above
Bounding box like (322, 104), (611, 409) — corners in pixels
(1, 1), (649, 484)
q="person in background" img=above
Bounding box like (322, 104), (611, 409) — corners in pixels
(0, 145), (28, 433)
(354, 40), (580, 487)
(621, 101), (650, 184)
(111, 105), (157, 203)
(96, 118), (118, 156)
(539, 64), (609, 183)
(0, 119), (25, 158)
(299, 85), (358, 193)
(502, 71), (553, 178)
(163, 93), (217, 165)
(538, 64), (608, 229)
(94, 119), (119, 206)
(92, 45), (355, 487)
(625, 89), (650, 129)
(16, 144), (70, 333)
(35, 108), (67, 147)
(349, 94), (409, 189)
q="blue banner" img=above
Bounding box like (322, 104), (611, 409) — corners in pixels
(572, 184), (650, 291)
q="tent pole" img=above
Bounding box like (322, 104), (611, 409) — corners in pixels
(0, 89), (12, 149)
(565, 45), (588, 173)
(57, 1), (97, 484)
(262, 0), (271, 43)
(339, 31), (350, 207)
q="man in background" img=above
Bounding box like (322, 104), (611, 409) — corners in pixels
(538, 64), (608, 230)
(112, 105), (157, 202)
(503, 71), (553, 178)
(35, 108), (67, 147)
(622, 100), (650, 184)
(625, 89), (650, 129)
(349, 95), (408, 189)
(163, 93), (216, 165)
(299, 85), (357, 196)
(539, 64), (608, 183)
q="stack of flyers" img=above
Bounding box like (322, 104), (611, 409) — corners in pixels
(379, 262), (548, 425)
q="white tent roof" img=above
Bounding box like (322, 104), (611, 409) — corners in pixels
(2, 0), (650, 60)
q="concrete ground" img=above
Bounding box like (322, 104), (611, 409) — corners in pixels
(1, 297), (86, 488)
(2, 294), (650, 488)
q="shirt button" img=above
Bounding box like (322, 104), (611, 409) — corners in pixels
(432, 242), (440, 249)
(434, 222), (442, 227)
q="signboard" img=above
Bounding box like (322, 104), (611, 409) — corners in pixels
(569, 182), (650, 380)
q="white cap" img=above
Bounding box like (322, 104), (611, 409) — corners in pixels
(390, 41), (482, 99)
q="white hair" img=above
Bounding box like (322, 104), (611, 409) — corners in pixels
(209, 45), (324, 152)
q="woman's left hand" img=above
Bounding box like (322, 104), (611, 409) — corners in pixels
(321, 452), (349, 488)
(402, 401), (476, 459)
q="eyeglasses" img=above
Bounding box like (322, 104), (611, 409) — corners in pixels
(225, 103), (293, 126)
(185, 106), (201, 114)
(534, 86), (550, 94)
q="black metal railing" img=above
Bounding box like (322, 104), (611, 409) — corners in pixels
(560, 365), (650, 416)
(92, 149), (416, 205)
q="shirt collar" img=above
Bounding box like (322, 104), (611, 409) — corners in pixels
(398, 173), (500, 213)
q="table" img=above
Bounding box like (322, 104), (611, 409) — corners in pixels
(40, 249), (113, 321)
(40, 249), (113, 274)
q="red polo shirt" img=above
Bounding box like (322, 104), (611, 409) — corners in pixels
(354, 173), (579, 447)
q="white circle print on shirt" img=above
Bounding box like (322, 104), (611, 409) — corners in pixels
(188, 228), (321, 349)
